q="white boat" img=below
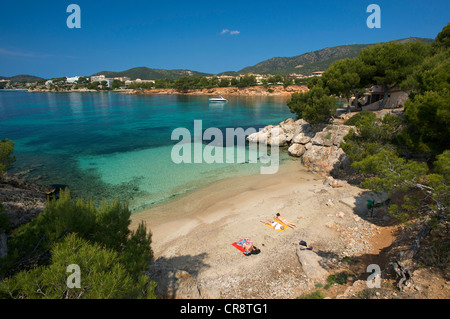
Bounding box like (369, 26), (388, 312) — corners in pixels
(209, 95), (227, 102)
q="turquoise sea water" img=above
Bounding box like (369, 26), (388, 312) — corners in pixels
(0, 91), (294, 212)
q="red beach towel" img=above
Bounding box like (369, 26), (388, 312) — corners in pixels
(232, 242), (246, 253)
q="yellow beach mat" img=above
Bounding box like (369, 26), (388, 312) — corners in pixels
(263, 219), (288, 232)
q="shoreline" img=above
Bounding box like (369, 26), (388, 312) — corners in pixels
(130, 158), (303, 241)
(125, 85), (308, 97)
(2, 85), (306, 97)
(128, 153), (292, 214)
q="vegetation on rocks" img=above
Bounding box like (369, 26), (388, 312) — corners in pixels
(0, 188), (156, 299)
(285, 24), (449, 296)
(1, 233), (156, 299)
(336, 24), (450, 280)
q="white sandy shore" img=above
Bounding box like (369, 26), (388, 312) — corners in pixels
(130, 159), (389, 298)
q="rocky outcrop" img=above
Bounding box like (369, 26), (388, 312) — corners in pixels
(0, 173), (55, 230)
(247, 118), (354, 175)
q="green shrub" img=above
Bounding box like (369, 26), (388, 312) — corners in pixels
(327, 272), (349, 285)
(1, 189), (153, 280)
(287, 82), (337, 124)
(298, 290), (325, 299)
(0, 189), (155, 299)
(0, 233), (156, 299)
(344, 111), (376, 126)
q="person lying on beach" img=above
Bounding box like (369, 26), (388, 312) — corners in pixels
(274, 213), (296, 228)
(243, 242), (259, 254)
(260, 219), (285, 231)
(237, 238), (260, 255)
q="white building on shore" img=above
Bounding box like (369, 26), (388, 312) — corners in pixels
(90, 75), (114, 87)
(90, 75), (106, 82)
(66, 76), (80, 84)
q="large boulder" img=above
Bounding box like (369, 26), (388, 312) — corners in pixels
(296, 247), (328, 281)
(302, 145), (350, 174)
(331, 125), (354, 146)
(312, 131), (335, 147)
(279, 118), (297, 143)
(268, 126), (287, 146)
(293, 125), (353, 174)
(311, 125), (353, 148)
(247, 125), (287, 146)
(247, 125), (271, 144)
(292, 132), (313, 145)
(288, 143), (306, 157)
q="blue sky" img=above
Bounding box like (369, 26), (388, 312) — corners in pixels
(0, 0), (448, 78)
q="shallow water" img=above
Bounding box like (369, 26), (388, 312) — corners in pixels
(0, 91), (294, 212)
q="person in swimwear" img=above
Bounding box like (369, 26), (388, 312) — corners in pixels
(260, 219), (285, 230)
(237, 238), (260, 255)
(274, 213), (296, 228)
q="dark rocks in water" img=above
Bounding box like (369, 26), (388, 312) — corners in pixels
(50, 184), (69, 199)
(0, 173), (55, 230)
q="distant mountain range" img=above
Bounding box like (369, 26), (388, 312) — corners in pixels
(0, 74), (44, 82)
(2, 37), (433, 82)
(91, 37), (433, 79)
(91, 67), (213, 81)
(219, 37), (434, 76)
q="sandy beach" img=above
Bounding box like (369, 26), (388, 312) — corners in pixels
(130, 159), (394, 299)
